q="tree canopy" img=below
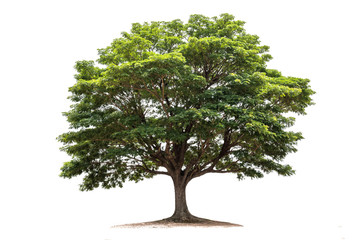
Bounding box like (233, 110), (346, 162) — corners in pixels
(58, 14), (314, 221)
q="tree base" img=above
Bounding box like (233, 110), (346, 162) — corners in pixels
(112, 216), (242, 228)
(159, 214), (211, 223)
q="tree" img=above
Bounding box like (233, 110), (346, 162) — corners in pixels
(58, 14), (315, 223)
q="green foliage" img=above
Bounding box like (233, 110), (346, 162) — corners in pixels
(58, 14), (315, 191)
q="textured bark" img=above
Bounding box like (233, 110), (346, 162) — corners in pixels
(166, 173), (201, 222)
(171, 180), (192, 221)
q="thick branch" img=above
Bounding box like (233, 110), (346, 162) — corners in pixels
(150, 150), (176, 173)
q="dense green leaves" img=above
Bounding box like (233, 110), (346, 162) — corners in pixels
(58, 14), (315, 191)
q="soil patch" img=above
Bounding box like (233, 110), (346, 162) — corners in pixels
(112, 218), (242, 228)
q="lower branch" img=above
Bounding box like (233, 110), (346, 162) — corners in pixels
(208, 169), (240, 174)
(136, 164), (171, 176)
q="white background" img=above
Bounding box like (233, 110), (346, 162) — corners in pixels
(1, 0), (359, 239)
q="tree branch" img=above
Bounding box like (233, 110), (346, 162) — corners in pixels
(183, 136), (212, 178)
(122, 81), (171, 119)
(136, 162), (171, 176)
(191, 129), (232, 179)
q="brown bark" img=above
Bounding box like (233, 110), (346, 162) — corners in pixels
(171, 178), (191, 221)
(165, 173), (201, 222)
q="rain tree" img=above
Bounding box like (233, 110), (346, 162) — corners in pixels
(58, 14), (315, 222)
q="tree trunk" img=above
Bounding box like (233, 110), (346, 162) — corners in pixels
(171, 180), (192, 221)
(167, 174), (199, 222)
